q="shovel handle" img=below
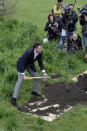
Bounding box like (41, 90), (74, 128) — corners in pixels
(26, 76), (51, 80)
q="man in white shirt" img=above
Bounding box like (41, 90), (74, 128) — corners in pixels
(12, 43), (48, 107)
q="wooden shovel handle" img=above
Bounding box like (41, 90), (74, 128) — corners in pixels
(26, 76), (51, 80)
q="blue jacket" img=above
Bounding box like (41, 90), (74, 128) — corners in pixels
(17, 48), (44, 73)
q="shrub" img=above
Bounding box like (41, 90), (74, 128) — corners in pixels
(0, 107), (8, 119)
(1, 83), (13, 98)
(0, 59), (7, 73)
(5, 111), (18, 131)
(5, 71), (17, 84)
(68, 55), (79, 70)
(4, 20), (19, 30)
(0, 20), (41, 50)
(43, 51), (53, 63)
(76, 50), (85, 62)
(5, 117), (18, 131)
(17, 21), (41, 47)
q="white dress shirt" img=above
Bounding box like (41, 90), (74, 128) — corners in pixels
(34, 50), (45, 73)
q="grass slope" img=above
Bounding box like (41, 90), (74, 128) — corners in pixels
(0, 0), (87, 130)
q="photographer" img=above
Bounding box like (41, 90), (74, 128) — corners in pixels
(45, 14), (62, 41)
(79, 4), (87, 60)
(64, 33), (83, 54)
(58, 3), (78, 50)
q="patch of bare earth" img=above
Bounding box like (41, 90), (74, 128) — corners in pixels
(18, 74), (87, 121)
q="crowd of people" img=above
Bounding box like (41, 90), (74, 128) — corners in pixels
(44, 0), (87, 58)
(12, 43), (48, 107)
(12, 1), (87, 107)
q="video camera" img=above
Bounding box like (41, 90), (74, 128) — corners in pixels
(63, 5), (72, 16)
(53, 22), (58, 28)
(52, 22), (58, 33)
(78, 4), (87, 16)
(64, 6), (71, 14)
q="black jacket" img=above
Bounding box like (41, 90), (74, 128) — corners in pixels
(61, 11), (78, 32)
(67, 35), (83, 52)
(17, 48), (44, 73)
(79, 15), (87, 36)
(44, 21), (62, 40)
(45, 21), (62, 34)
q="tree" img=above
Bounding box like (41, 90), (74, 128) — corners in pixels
(0, 0), (17, 16)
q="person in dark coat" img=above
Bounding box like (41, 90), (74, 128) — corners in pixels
(62, 3), (78, 32)
(79, 6), (87, 60)
(64, 33), (83, 54)
(45, 13), (62, 41)
(58, 3), (78, 50)
(12, 43), (48, 107)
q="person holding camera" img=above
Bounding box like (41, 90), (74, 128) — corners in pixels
(58, 3), (78, 50)
(79, 4), (87, 60)
(64, 33), (83, 54)
(44, 13), (62, 41)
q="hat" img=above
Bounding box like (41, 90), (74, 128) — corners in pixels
(58, 0), (62, 2)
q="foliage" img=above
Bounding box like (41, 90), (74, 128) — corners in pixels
(0, 0), (87, 130)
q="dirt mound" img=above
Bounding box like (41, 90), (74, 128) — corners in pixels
(18, 74), (87, 121)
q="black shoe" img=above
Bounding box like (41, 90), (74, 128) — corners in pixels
(32, 91), (42, 97)
(11, 98), (17, 107)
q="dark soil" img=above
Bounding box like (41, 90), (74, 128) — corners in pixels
(19, 74), (87, 117)
(51, 73), (62, 79)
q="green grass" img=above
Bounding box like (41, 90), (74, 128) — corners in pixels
(0, 0), (87, 130)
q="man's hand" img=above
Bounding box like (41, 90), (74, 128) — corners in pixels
(24, 75), (29, 80)
(43, 72), (48, 78)
(64, 43), (67, 47)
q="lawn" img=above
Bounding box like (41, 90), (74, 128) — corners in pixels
(0, 0), (87, 130)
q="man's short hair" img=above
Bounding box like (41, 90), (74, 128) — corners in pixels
(57, 0), (62, 2)
(68, 3), (74, 7)
(33, 43), (42, 49)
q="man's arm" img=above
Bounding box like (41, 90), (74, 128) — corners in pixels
(79, 14), (85, 25)
(44, 22), (52, 31)
(72, 11), (78, 24)
(17, 49), (32, 75)
(38, 53), (48, 78)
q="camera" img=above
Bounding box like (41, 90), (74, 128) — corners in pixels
(53, 22), (58, 28)
(78, 4), (87, 16)
(64, 6), (71, 15)
(52, 22), (58, 33)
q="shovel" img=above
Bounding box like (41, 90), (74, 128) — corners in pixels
(26, 76), (51, 80)
(26, 74), (62, 80)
